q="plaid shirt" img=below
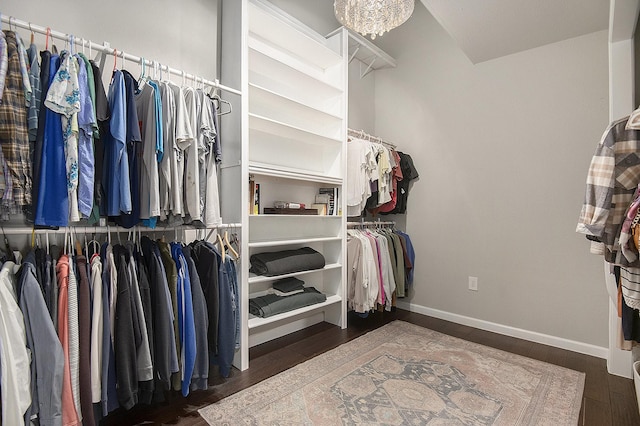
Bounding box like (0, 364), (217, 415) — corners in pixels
(0, 31), (32, 207)
(577, 116), (640, 265)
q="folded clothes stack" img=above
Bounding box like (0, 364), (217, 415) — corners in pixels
(249, 287), (327, 318)
(271, 277), (305, 296)
(249, 247), (325, 276)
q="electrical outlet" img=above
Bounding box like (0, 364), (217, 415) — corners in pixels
(468, 276), (478, 291)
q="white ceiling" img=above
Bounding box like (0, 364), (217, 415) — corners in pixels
(419, 0), (610, 64)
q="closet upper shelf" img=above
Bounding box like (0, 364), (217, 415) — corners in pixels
(249, 0), (342, 70)
(327, 27), (396, 78)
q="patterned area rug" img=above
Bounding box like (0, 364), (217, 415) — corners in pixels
(199, 321), (585, 425)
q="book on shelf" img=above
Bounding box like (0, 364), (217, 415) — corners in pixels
(249, 179), (260, 214)
(317, 187), (339, 216)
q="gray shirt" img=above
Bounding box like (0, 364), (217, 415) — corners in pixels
(19, 253), (64, 426)
(136, 83), (161, 219)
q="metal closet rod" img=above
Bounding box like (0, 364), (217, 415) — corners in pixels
(347, 220), (395, 228)
(0, 14), (242, 96)
(347, 128), (397, 149)
(0, 223), (243, 236)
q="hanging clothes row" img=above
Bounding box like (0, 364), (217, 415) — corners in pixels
(346, 222), (415, 314)
(0, 18), (235, 229)
(577, 107), (640, 350)
(346, 129), (419, 217)
(0, 229), (240, 426)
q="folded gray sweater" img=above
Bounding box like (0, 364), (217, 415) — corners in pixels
(249, 287), (327, 318)
(249, 247), (325, 276)
(272, 277), (305, 293)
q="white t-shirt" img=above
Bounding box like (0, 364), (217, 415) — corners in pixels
(168, 82), (194, 217)
(158, 81), (175, 220)
(183, 87), (201, 221)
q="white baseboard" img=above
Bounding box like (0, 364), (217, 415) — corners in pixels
(396, 301), (609, 360)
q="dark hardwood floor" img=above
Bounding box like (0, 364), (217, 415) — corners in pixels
(101, 309), (640, 425)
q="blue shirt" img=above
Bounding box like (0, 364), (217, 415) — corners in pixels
(35, 55), (69, 226)
(116, 70), (142, 228)
(171, 243), (196, 396)
(395, 230), (415, 285)
(148, 80), (164, 162)
(105, 70), (132, 216)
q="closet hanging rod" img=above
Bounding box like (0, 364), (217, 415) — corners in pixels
(347, 221), (395, 228)
(0, 223), (242, 236)
(0, 14), (242, 96)
(347, 128), (397, 149)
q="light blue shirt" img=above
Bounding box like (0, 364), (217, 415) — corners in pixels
(76, 57), (95, 218)
(106, 70), (132, 216)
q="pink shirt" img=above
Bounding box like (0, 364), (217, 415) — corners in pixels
(57, 255), (79, 426)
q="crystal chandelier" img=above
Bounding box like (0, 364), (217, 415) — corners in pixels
(334, 0), (415, 40)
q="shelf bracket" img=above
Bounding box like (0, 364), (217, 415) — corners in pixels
(360, 56), (377, 79)
(348, 45), (360, 64)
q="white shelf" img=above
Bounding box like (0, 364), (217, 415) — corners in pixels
(249, 85), (342, 140)
(249, 83), (342, 121)
(249, 113), (342, 145)
(250, 214), (341, 220)
(249, 0), (342, 71)
(248, 263), (342, 283)
(249, 39), (343, 94)
(248, 163), (342, 184)
(248, 294), (342, 329)
(248, 236), (341, 248)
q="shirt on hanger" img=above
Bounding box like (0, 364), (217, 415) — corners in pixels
(105, 70), (132, 216)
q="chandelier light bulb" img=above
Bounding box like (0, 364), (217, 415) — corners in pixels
(335, 0), (415, 40)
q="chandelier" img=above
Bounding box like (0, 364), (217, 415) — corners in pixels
(334, 0), (415, 40)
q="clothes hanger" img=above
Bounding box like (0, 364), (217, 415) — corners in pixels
(29, 22), (35, 45)
(138, 57), (147, 88)
(45, 27), (51, 51)
(74, 228), (82, 256)
(224, 230), (239, 260)
(216, 232), (226, 259)
(216, 97), (232, 116)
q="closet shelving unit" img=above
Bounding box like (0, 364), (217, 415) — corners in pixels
(222, 0), (348, 370)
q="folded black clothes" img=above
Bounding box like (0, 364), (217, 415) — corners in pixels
(272, 276), (305, 293)
(249, 287), (327, 318)
(249, 247), (325, 276)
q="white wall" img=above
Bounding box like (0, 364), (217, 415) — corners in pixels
(2, 0), (218, 82)
(374, 4), (611, 348)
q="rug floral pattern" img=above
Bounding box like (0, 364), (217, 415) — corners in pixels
(199, 321), (585, 425)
